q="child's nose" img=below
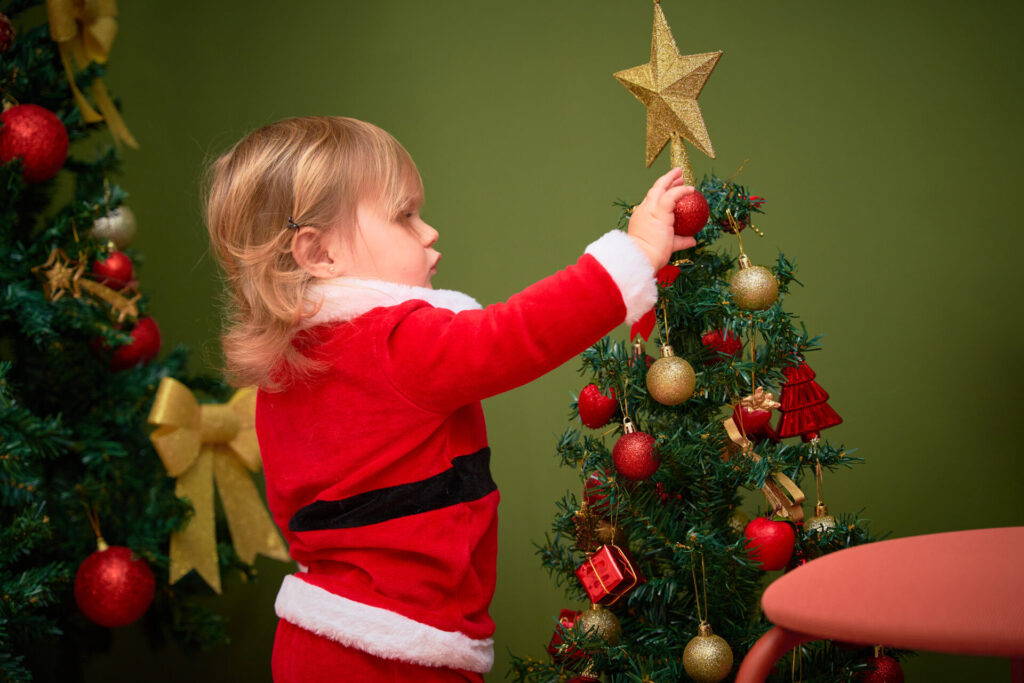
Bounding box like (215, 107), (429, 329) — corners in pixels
(422, 224), (439, 246)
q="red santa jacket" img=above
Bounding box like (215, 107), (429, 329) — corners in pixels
(256, 227), (657, 673)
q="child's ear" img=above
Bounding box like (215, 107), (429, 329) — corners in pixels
(291, 227), (345, 278)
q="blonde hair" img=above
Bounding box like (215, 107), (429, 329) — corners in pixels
(201, 115), (423, 392)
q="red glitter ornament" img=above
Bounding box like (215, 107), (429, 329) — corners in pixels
(74, 540), (155, 627)
(0, 103), (69, 183)
(672, 191), (710, 237)
(612, 419), (659, 481)
(858, 654), (904, 682)
(547, 608), (585, 663)
(91, 250), (134, 290)
(92, 316), (162, 370)
(0, 12), (14, 53)
(577, 384), (618, 429)
(743, 516), (795, 571)
(700, 328), (742, 364)
(583, 468), (614, 517)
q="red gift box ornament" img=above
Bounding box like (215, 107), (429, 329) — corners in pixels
(547, 608), (585, 663)
(574, 543), (643, 606)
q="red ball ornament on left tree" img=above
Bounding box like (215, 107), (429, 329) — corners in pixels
(74, 541), (155, 627)
(91, 316), (162, 370)
(612, 418), (659, 481)
(91, 250), (134, 290)
(0, 103), (69, 183)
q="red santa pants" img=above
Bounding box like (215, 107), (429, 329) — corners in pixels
(271, 618), (486, 682)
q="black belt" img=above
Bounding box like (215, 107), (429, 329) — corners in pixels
(289, 446), (496, 531)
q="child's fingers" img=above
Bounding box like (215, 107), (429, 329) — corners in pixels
(646, 167), (684, 200)
(656, 184), (695, 212)
(673, 234), (697, 251)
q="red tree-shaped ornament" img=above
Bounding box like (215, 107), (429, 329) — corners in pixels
(775, 356), (843, 442)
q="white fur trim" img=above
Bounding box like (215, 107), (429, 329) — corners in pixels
(584, 229), (658, 325)
(274, 574), (494, 673)
(300, 276), (483, 328)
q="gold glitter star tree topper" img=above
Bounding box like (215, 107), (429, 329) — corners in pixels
(613, 0), (722, 184)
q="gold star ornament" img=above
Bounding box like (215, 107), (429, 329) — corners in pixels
(613, 1), (722, 183)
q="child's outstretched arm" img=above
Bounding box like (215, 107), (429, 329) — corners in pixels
(380, 167), (696, 415)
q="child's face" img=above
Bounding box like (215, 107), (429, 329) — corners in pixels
(329, 197), (441, 288)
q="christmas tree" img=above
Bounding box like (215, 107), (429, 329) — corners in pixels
(0, 2), (287, 680)
(509, 3), (905, 682)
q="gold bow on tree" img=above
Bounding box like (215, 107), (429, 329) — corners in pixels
(147, 377), (288, 593)
(46, 0), (138, 148)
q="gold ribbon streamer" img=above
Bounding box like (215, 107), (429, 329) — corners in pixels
(147, 377), (289, 593)
(721, 416), (805, 522)
(45, 0), (139, 149)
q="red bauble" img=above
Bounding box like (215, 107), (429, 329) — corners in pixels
(0, 12), (14, 53)
(612, 429), (659, 481)
(583, 468), (614, 517)
(672, 191), (710, 237)
(0, 104), (69, 183)
(74, 543), (155, 627)
(701, 328), (742, 364)
(743, 516), (795, 571)
(547, 608), (585, 663)
(732, 403), (773, 441)
(858, 655), (904, 682)
(578, 384), (618, 429)
(91, 251), (134, 290)
(94, 316), (161, 370)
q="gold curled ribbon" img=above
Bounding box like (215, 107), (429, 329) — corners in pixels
(147, 376), (288, 593)
(738, 386), (780, 412)
(45, 0), (139, 148)
(721, 416), (805, 522)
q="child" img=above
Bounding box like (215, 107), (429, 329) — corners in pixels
(201, 116), (696, 682)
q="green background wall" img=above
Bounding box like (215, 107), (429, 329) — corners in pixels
(56, 0), (1023, 680)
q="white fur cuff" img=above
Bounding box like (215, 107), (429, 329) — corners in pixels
(274, 574), (494, 673)
(583, 229), (658, 325)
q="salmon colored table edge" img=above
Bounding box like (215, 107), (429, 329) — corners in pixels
(735, 526), (1024, 682)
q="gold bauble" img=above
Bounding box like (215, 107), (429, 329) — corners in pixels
(727, 508), (750, 535)
(645, 344), (695, 405)
(577, 603), (621, 646)
(682, 622), (733, 683)
(595, 520), (628, 547)
(90, 205), (137, 248)
(806, 502), (836, 534)
(729, 254), (778, 311)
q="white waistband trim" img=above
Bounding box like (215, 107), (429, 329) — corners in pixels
(274, 574), (494, 673)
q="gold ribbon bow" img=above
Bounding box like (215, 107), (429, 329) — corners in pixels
(738, 386), (781, 412)
(147, 377), (288, 593)
(45, 0), (139, 149)
(721, 415), (805, 522)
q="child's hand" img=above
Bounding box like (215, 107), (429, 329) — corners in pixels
(627, 167), (698, 271)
